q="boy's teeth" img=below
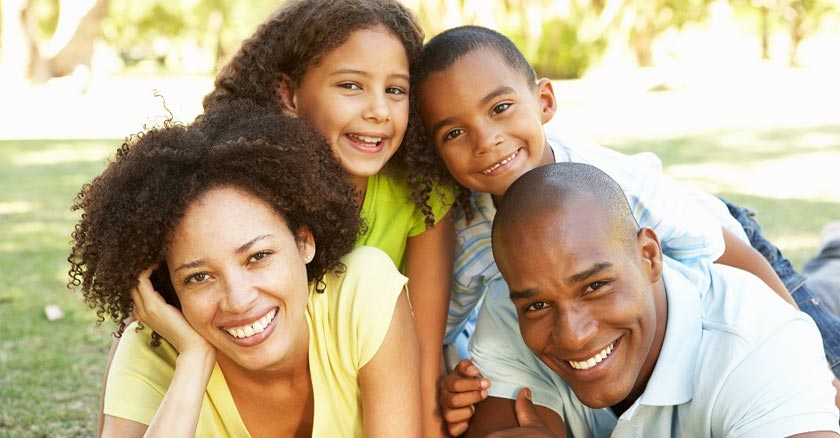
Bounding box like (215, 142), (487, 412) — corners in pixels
(569, 343), (614, 370)
(349, 134), (382, 145)
(481, 151), (518, 174)
(225, 308), (277, 339)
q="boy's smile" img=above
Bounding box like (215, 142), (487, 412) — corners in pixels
(418, 48), (556, 198)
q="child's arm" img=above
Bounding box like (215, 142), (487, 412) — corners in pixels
(404, 212), (456, 438)
(360, 290), (422, 437)
(717, 227), (797, 307)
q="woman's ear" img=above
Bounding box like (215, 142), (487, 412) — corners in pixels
(296, 226), (316, 264)
(277, 74), (300, 118)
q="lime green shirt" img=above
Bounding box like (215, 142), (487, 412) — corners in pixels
(357, 172), (454, 270)
(103, 247), (407, 437)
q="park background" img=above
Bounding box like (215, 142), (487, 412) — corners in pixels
(1, 0), (838, 436)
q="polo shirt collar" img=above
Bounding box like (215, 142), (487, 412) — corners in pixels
(620, 260), (703, 420)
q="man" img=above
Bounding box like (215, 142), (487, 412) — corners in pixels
(462, 162), (838, 437)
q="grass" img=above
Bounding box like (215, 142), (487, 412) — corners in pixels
(0, 112), (836, 436)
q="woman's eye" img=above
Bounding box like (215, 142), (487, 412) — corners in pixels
(443, 128), (464, 142)
(186, 272), (209, 285)
(249, 251), (272, 263)
(492, 102), (511, 115)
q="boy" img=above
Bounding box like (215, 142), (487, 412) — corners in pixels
(412, 25), (840, 435)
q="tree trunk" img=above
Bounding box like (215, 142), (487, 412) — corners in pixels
(760, 5), (770, 60)
(42, 0), (109, 80)
(0, 0), (39, 83)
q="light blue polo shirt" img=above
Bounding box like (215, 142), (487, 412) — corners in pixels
(470, 259), (839, 437)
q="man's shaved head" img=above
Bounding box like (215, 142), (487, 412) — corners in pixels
(492, 162), (639, 252)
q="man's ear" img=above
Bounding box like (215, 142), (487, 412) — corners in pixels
(536, 78), (557, 125)
(277, 74), (300, 118)
(637, 227), (663, 282)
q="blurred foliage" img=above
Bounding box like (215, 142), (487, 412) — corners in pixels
(530, 16), (608, 79)
(624, 0), (716, 66)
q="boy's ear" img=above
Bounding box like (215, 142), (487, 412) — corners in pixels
(536, 78), (557, 125)
(277, 74), (300, 118)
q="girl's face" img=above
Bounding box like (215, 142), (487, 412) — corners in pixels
(283, 25), (410, 191)
(166, 187), (315, 373)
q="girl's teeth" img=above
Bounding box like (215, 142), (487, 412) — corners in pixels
(349, 134), (382, 145)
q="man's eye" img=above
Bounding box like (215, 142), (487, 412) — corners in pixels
(443, 128), (464, 142)
(526, 301), (549, 312)
(585, 281), (606, 294)
(492, 102), (511, 114)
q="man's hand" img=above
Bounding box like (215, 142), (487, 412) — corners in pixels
(486, 388), (561, 438)
(440, 359), (490, 436)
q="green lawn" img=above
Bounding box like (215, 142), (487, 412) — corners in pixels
(0, 126), (836, 436)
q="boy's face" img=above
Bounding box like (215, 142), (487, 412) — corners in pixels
(418, 49), (556, 197)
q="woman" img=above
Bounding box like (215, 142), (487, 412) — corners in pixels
(68, 108), (421, 436)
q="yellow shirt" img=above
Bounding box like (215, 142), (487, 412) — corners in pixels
(103, 246), (407, 437)
(358, 172), (454, 270)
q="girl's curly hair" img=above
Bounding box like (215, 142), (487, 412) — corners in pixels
(201, 0), (450, 228)
(68, 102), (361, 338)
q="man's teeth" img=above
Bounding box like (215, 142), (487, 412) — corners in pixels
(225, 309), (277, 339)
(569, 343), (614, 370)
(349, 134), (383, 145)
(481, 151), (518, 174)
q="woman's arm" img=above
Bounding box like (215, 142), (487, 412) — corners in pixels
(100, 268), (216, 438)
(716, 227), (797, 307)
(360, 289), (422, 437)
(404, 212), (456, 437)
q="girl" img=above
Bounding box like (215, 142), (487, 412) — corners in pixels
(70, 110), (422, 436)
(201, 1), (456, 434)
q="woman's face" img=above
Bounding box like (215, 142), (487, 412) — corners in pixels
(165, 186), (315, 372)
(285, 25), (410, 190)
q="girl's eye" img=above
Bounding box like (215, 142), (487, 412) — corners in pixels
(249, 251), (272, 263)
(492, 102), (511, 115)
(386, 86), (407, 95)
(584, 281), (607, 294)
(338, 83), (361, 90)
(185, 272), (209, 285)
(526, 301), (550, 312)
(443, 128), (464, 142)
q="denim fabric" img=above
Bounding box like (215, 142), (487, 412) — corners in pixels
(803, 240), (840, 317)
(723, 199), (840, 375)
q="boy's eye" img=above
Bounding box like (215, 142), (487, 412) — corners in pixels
(185, 272), (210, 285)
(492, 102), (511, 115)
(443, 128), (464, 142)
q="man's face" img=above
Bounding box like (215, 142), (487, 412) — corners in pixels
(493, 195), (667, 409)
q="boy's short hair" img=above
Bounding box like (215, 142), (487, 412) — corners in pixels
(415, 25), (536, 89)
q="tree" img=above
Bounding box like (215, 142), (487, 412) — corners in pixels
(778, 0), (835, 66)
(624, 0), (715, 66)
(0, 0), (108, 84)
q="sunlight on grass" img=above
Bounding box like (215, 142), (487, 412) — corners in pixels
(11, 143), (112, 166)
(0, 201), (33, 214)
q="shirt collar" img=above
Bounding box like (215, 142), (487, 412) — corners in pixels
(620, 259), (704, 420)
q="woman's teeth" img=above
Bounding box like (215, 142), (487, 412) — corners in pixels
(349, 134), (383, 146)
(225, 308), (277, 339)
(481, 151), (518, 174)
(569, 343), (614, 370)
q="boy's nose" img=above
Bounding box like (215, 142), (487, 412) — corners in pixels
(473, 127), (503, 155)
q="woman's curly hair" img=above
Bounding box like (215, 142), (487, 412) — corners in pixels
(201, 0), (451, 228)
(68, 102), (361, 338)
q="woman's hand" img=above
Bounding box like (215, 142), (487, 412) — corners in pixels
(131, 267), (213, 357)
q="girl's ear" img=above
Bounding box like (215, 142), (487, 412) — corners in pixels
(277, 74), (300, 118)
(536, 78), (557, 125)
